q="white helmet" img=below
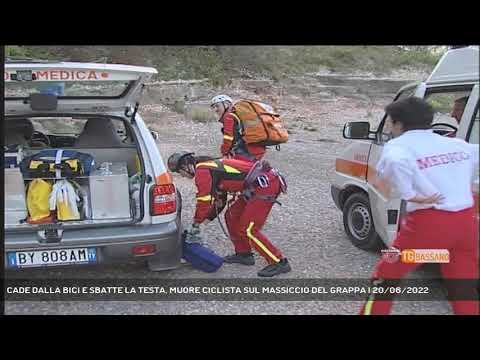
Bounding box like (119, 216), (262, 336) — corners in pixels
(211, 95), (233, 107)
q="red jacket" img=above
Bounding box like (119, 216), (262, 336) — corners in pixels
(220, 112), (266, 161)
(193, 158), (254, 224)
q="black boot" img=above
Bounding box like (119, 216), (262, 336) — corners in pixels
(258, 258), (291, 277)
(224, 252), (255, 266)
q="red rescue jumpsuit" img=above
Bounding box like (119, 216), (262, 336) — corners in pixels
(220, 112), (266, 161)
(359, 207), (478, 315)
(194, 158), (284, 264)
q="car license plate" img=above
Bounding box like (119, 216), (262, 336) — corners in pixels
(7, 248), (97, 268)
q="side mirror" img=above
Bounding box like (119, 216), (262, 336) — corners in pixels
(150, 130), (159, 141)
(343, 122), (374, 140)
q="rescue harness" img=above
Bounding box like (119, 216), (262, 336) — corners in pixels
(242, 160), (287, 205)
(213, 160), (288, 239)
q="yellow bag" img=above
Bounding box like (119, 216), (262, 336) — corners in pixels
(26, 179), (53, 221)
(57, 201), (79, 221)
(50, 180), (81, 221)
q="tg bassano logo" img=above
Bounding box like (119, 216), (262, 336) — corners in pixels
(381, 248), (450, 264)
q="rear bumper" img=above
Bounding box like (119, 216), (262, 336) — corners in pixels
(331, 185), (342, 210)
(5, 218), (183, 270)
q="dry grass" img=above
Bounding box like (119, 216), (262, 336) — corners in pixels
(187, 106), (216, 123)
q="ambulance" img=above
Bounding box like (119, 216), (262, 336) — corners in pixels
(4, 59), (183, 271)
(331, 46), (479, 250)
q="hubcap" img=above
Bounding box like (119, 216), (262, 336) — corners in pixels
(347, 202), (372, 240)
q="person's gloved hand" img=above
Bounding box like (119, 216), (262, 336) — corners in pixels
(185, 223), (203, 243)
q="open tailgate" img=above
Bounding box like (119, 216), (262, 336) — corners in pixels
(4, 62), (158, 115)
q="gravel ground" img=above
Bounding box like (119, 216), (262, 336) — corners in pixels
(5, 85), (455, 315)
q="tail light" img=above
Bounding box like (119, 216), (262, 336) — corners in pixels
(132, 244), (156, 256)
(150, 184), (176, 216)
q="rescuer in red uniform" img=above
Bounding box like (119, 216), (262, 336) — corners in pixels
(167, 151), (291, 277)
(210, 95), (266, 162)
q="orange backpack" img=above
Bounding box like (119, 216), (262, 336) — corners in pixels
(231, 100), (289, 147)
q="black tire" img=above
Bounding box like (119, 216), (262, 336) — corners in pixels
(342, 192), (384, 251)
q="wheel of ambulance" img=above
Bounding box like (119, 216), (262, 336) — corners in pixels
(342, 192), (383, 251)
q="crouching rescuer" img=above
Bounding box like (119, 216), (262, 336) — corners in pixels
(167, 151), (291, 277)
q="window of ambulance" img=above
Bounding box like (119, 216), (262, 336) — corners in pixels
(5, 80), (133, 99)
(25, 117), (133, 148)
(379, 85), (474, 142)
(423, 86), (473, 131)
(377, 85), (417, 143)
(29, 117), (129, 139)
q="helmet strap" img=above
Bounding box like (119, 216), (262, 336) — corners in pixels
(179, 156), (196, 177)
(220, 101), (230, 121)
(188, 163), (196, 176)
(183, 163), (196, 177)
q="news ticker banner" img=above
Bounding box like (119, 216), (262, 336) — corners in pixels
(3, 279), (479, 301)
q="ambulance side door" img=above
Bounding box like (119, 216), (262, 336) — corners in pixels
(459, 85), (479, 216)
(457, 84), (479, 141)
(366, 84), (422, 246)
(425, 83), (478, 217)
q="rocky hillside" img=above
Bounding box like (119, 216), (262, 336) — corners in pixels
(6, 46), (444, 86)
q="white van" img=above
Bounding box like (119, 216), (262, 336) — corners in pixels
(331, 46), (479, 250)
(4, 60), (183, 271)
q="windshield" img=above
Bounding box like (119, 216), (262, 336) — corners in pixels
(4, 116), (130, 148)
(4, 80), (133, 99)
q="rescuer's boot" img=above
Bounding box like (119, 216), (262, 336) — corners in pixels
(224, 252), (255, 266)
(257, 258), (291, 277)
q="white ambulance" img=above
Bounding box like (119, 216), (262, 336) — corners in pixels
(4, 60), (183, 271)
(331, 46), (479, 250)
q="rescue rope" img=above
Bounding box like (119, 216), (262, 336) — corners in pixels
(215, 201), (231, 239)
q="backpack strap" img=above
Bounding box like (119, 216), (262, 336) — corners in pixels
(230, 112), (243, 134)
(196, 160), (223, 198)
(229, 112), (254, 158)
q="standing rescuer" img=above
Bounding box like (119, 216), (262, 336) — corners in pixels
(167, 151), (291, 277)
(210, 95), (266, 162)
(360, 97), (479, 315)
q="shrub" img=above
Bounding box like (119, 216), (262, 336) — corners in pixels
(6, 46), (28, 57)
(6, 45), (53, 59)
(11, 45), (446, 82)
(172, 100), (185, 114)
(189, 106), (216, 123)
